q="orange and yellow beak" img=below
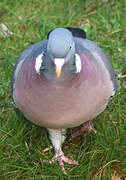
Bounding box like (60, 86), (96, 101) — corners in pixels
(54, 58), (65, 78)
(55, 66), (62, 78)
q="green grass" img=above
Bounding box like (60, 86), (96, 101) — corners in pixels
(0, 0), (126, 179)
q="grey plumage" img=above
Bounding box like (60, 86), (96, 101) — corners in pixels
(75, 38), (117, 93)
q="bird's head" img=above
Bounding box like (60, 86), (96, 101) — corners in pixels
(47, 28), (75, 78)
(35, 28), (81, 78)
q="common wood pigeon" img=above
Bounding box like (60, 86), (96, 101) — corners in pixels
(11, 27), (117, 174)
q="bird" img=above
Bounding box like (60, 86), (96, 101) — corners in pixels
(11, 27), (117, 174)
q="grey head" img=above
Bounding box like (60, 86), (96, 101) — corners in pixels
(47, 28), (75, 60)
(35, 28), (79, 79)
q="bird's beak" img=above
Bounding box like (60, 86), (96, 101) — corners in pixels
(54, 58), (65, 78)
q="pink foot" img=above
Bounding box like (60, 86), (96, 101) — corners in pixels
(71, 121), (97, 139)
(42, 149), (79, 174)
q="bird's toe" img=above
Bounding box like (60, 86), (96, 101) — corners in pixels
(71, 120), (97, 139)
(42, 149), (79, 174)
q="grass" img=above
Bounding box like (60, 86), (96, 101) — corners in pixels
(0, 0), (126, 179)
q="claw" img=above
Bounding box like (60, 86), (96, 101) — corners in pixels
(42, 149), (79, 174)
(71, 121), (97, 139)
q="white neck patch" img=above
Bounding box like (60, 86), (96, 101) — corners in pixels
(35, 53), (43, 74)
(75, 53), (81, 73)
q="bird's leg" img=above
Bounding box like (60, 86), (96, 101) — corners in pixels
(71, 120), (97, 139)
(43, 128), (79, 174)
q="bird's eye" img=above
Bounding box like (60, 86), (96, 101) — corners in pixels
(69, 46), (72, 50)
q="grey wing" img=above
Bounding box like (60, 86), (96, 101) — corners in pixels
(75, 38), (117, 96)
(11, 40), (48, 105)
